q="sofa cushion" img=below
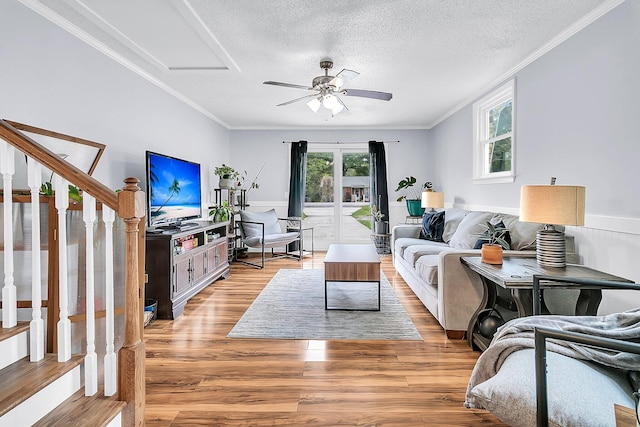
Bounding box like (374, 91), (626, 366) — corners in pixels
(449, 211), (493, 249)
(415, 255), (439, 286)
(442, 208), (469, 243)
(467, 349), (635, 427)
(402, 243), (449, 266)
(419, 210), (445, 241)
(394, 237), (425, 258)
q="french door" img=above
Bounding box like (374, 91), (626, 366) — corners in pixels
(304, 145), (371, 250)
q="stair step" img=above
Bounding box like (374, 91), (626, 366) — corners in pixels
(0, 322), (30, 370)
(33, 388), (126, 427)
(0, 354), (83, 418)
(0, 322), (30, 341)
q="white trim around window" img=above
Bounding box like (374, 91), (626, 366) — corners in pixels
(472, 79), (515, 184)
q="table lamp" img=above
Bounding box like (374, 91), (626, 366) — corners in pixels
(519, 184), (585, 268)
(421, 191), (444, 212)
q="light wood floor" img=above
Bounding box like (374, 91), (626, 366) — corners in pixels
(144, 253), (508, 426)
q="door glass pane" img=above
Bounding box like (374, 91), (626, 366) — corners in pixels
(305, 152), (334, 248)
(341, 152), (370, 241)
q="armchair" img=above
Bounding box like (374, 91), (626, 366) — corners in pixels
(237, 209), (302, 269)
(466, 275), (640, 427)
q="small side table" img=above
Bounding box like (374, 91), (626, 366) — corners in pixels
(301, 226), (314, 255)
(370, 232), (391, 255)
(461, 256), (633, 352)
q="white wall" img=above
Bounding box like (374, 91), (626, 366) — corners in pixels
(429, 0), (640, 312)
(0, 0), (230, 212)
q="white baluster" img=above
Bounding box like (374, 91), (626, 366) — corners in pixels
(55, 174), (71, 361)
(0, 141), (17, 328)
(83, 194), (97, 396)
(103, 206), (117, 396)
(27, 158), (44, 361)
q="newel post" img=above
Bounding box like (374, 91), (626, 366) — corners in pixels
(117, 177), (146, 426)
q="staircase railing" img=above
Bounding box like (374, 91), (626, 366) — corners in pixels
(0, 119), (145, 426)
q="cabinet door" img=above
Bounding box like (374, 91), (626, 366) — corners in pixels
(192, 250), (207, 283)
(207, 245), (218, 272)
(174, 258), (191, 295)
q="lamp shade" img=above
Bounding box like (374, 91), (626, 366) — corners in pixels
(421, 191), (444, 209)
(519, 185), (585, 226)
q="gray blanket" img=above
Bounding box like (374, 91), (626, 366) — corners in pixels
(465, 308), (640, 408)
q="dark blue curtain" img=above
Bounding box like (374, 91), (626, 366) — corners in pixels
(369, 141), (389, 221)
(287, 141), (308, 217)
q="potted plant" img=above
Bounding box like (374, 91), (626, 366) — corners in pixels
(208, 200), (233, 223)
(396, 177), (431, 216)
(480, 221), (511, 265)
(214, 164), (239, 189)
(371, 204), (387, 234)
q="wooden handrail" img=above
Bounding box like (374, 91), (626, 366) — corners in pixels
(0, 119), (118, 210)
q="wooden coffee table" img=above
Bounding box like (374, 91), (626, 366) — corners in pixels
(324, 244), (381, 311)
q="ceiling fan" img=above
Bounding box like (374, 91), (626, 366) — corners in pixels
(264, 60), (393, 116)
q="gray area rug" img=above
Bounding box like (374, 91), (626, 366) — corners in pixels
(227, 269), (423, 340)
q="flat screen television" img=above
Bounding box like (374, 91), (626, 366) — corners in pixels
(145, 151), (202, 229)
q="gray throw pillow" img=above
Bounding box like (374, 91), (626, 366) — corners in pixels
(449, 211), (493, 249)
(442, 208), (469, 243)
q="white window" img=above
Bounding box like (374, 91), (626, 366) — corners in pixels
(473, 79), (515, 184)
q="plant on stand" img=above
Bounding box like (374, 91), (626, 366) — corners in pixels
(480, 221), (511, 265)
(214, 164), (239, 189)
(371, 195), (387, 234)
(208, 200), (233, 223)
(396, 177), (431, 216)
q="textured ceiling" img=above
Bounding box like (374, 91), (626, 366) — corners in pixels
(24, 0), (615, 129)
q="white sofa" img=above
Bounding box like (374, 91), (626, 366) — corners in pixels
(392, 208), (573, 338)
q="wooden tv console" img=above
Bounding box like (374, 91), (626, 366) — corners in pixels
(145, 220), (230, 319)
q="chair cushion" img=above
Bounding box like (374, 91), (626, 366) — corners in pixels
(467, 349), (635, 427)
(239, 209), (282, 238)
(244, 232), (299, 248)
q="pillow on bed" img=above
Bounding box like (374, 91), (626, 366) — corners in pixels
(467, 349), (635, 427)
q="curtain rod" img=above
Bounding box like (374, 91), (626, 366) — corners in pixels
(282, 140), (400, 144)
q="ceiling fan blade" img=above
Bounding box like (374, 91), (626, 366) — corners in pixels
(276, 94), (318, 107)
(342, 88), (392, 101)
(328, 69), (359, 88)
(264, 81), (313, 90)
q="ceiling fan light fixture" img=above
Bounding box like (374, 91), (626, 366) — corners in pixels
(307, 97), (321, 113)
(322, 94), (338, 109)
(331, 102), (345, 115)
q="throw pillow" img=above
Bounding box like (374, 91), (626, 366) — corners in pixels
(419, 210), (445, 242)
(442, 208), (469, 243)
(449, 211), (493, 249)
(473, 220), (512, 249)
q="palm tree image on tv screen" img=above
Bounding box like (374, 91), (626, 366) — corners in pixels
(147, 152), (202, 227)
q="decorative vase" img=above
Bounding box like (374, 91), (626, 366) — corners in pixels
(481, 244), (503, 265)
(406, 199), (425, 217)
(218, 176), (234, 189)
